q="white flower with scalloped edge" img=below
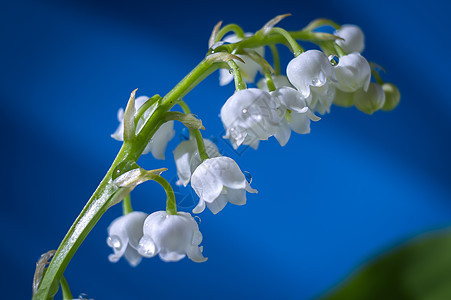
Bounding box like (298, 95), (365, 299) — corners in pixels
(334, 52), (371, 93)
(137, 211), (207, 263)
(191, 156), (257, 215)
(334, 24), (365, 54)
(218, 33), (264, 86)
(107, 211), (148, 267)
(111, 95), (175, 159)
(173, 138), (221, 187)
(221, 88), (280, 150)
(286, 50), (337, 99)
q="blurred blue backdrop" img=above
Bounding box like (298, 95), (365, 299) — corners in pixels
(2, 0), (451, 299)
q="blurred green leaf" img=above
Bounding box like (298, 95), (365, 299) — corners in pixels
(322, 230), (451, 300)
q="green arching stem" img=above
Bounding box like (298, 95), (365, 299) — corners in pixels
(264, 71), (276, 92)
(214, 24), (245, 43)
(177, 100), (191, 114)
(60, 276), (72, 300)
(270, 27), (304, 57)
(241, 49), (276, 92)
(193, 130), (209, 161)
(152, 176), (177, 215)
(33, 58), (220, 300)
(33, 23), (341, 300)
(371, 69), (384, 85)
(333, 43), (346, 57)
(177, 100), (209, 162)
(227, 60), (247, 91)
(122, 194), (133, 215)
(269, 44), (281, 75)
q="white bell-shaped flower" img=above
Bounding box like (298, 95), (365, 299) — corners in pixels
(334, 53), (371, 93)
(354, 83), (386, 114)
(309, 84), (337, 115)
(137, 211), (207, 263)
(334, 25), (365, 54)
(191, 156), (257, 215)
(219, 33), (265, 86)
(271, 86), (311, 114)
(107, 211), (148, 267)
(111, 95), (175, 160)
(257, 75), (292, 92)
(286, 50), (337, 98)
(270, 87), (320, 145)
(221, 88), (280, 149)
(173, 138), (221, 186)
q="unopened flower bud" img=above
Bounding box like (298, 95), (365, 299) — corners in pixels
(354, 83), (385, 114)
(334, 25), (365, 54)
(381, 83), (401, 111)
(333, 89), (354, 107)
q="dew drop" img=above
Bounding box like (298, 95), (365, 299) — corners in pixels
(243, 171), (252, 183)
(242, 108), (248, 114)
(78, 293), (94, 300)
(107, 236), (122, 250)
(180, 128), (190, 141)
(328, 55), (339, 66)
(112, 160), (140, 180)
(138, 237), (156, 257)
(311, 78), (323, 87)
(228, 69), (233, 74)
(194, 216), (201, 224)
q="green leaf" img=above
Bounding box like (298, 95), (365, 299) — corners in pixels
(322, 231), (451, 300)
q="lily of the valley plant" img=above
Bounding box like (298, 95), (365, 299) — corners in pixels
(32, 14), (400, 299)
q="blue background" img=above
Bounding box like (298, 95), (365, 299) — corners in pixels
(2, 0), (451, 299)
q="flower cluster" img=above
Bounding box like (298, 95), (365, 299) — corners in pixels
(106, 17), (399, 267)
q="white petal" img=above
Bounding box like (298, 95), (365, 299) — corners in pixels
(334, 53), (371, 93)
(193, 199), (206, 214)
(111, 109), (125, 141)
(137, 235), (158, 258)
(289, 111), (311, 134)
(206, 194), (228, 214)
(173, 140), (198, 186)
(191, 160), (224, 203)
(271, 87), (310, 113)
(123, 246), (142, 267)
(219, 68), (234, 86)
(335, 25), (365, 54)
(145, 121), (175, 159)
(225, 188), (246, 205)
(159, 251), (186, 262)
(274, 120), (291, 146)
(245, 181), (258, 194)
(107, 211), (148, 263)
(287, 50), (336, 98)
(186, 246), (208, 263)
(208, 157), (246, 189)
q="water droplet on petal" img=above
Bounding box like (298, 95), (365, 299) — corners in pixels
(311, 78), (323, 87)
(180, 128), (190, 141)
(194, 216), (201, 224)
(242, 108), (248, 114)
(328, 55), (339, 66)
(139, 237), (157, 257)
(78, 293), (92, 300)
(243, 171), (252, 183)
(107, 236), (122, 250)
